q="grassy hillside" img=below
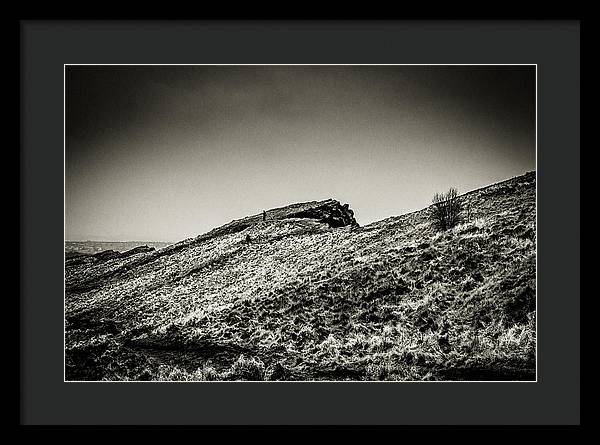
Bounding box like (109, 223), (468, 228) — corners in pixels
(65, 171), (536, 381)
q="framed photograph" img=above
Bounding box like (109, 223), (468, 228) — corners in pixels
(21, 20), (580, 425)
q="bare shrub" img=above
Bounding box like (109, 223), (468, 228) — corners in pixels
(430, 188), (463, 231)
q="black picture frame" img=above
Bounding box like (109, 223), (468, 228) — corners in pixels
(20, 20), (580, 425)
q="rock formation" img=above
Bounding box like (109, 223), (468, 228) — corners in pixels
(284, 199), (358, 228)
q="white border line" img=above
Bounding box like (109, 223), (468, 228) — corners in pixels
(64, 63), (538, 383)
(534, 64), (538, 383)
(63, 66), (67, 383)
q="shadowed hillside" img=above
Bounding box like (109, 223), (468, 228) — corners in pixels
(65, 172), (536, 381)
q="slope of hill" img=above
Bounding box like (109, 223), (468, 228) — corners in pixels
(65, 172), (536, 381)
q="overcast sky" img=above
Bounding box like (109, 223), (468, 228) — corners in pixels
(65, 65), (535, 242)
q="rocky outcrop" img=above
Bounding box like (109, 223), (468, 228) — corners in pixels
(285, 199), (358, 228)
(195, 199), (358, 243)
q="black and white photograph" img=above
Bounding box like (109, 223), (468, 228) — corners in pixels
(64, 64), (537, 382)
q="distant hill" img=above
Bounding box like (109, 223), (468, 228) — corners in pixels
(65, 171), (536, 381)
(65, 241), (173, 256)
